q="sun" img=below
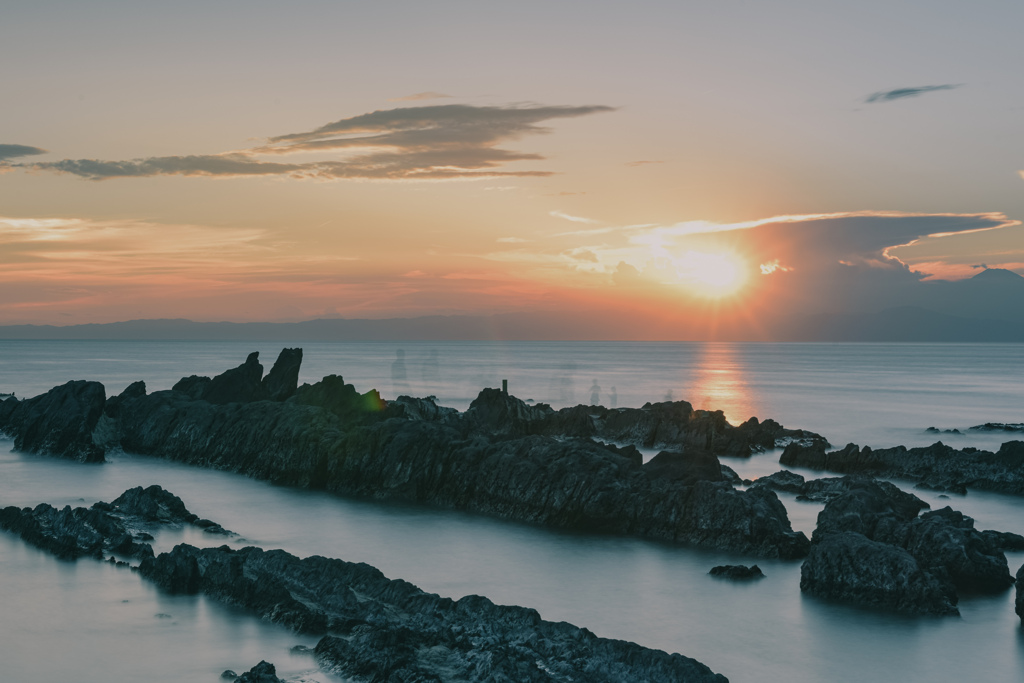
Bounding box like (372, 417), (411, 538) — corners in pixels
(674, 250), (749, 298)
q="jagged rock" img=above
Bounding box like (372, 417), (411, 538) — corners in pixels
(3, 488), (729, 681)
(809, 476), (929, 544)
(898, 507), (1013, 593)
(202, 352), (267, 405)
(10, 351), (812, 558)
(644, 449), (725, 485)
(463, 387), (555, 436)
(709, 564), (764, 579)
(381, 395), (460, 424)
(137, 544), (727, 682)
(0, 380), (106, 462)
(262, 348), (303, 402)
(0, 501), (152, 561)
(103, 381), (146, 419)
(171, 375), (210, 400)
(288, 374), (385, 422)
(982, 529), (1024, 552)
(235, 661), (282, 683)
(748, 469), (805, 493)
(220, 671), (238, 680)
(969, 423), (1024, 433)
(110, 485), (199, 524)
(781, 439), (1024, 497)
(1016, 565), (1024, 625)
(801, 476), (1014, 613)
(800, 532), (958, 615)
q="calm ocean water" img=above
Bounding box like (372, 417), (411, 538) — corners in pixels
(1, 341), (1023, 682)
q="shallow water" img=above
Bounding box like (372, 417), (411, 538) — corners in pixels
(1, 341), (1023, 682)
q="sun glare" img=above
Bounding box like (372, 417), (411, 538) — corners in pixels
(674, 250), (748, 298)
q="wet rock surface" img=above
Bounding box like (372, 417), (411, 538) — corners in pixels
(781, 439), (1024, 496)
(798, 475), (1015, 615)
(2, 489), (728, 683)
(1017, 565), (1024, 625)
(746, 469), (805, 493)
(3, 350), (811, 558)
(709, 564), (765, 580)
(0, 380), (106, 462)
(234, 661), (283, 683)
(801, 532), (959, 616)
(0, 485), (201, 560)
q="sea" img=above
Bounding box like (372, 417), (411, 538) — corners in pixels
(1, 340), (1022, 682)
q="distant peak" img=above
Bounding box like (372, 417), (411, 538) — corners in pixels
(970, 267), (1024, 281)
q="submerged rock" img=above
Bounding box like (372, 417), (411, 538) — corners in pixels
(234, 661), (282, 683)
(709, 564), (765, 580)
(781, 439), (1024, 497)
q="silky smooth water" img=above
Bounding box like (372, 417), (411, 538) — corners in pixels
(1, 341), (1023, 682)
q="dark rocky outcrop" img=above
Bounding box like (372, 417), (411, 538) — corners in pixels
(0, 380), (106, 462)
(809, 477), (928, 543)
(234, 661), (282, 683)
(2, 490), (728, 683)
(261, 348), (302, 402)
(138, 542), (726, 682)
(202, 352), (267, 405)
(109, 485), (204, 525)
(781, 439), (1024, 497)
(709, 564), (764, 580)
(799, 475), (1014, 615)
(0, 485), (228, 562)
(1016, 565), (1024, 625)
(969, 423), (1024, 433)
(463, 388), (829, 458)
(171, 375), (210, 401)
(746, 469), (805, 494)
(3, 350), (813, 558)
(801, 532), (958, 615)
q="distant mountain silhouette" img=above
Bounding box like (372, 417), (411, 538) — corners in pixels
(1, 267), (1022, 341)
(784, 306), (1024, 342)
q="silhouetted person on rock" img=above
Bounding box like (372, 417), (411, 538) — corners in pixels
(589, 380), (601, 406)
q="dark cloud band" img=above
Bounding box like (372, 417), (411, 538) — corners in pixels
(865, 85), (960, 103)
(0, 144), (48, 162)
(20, 103), (614, 181)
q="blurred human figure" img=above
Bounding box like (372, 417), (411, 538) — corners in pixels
(391, 349), (408, 395)
(589, 380), (601, 406)
(608, 386), (617, 409)
(664, 388), (673, 402)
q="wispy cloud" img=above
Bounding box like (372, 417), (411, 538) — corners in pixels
(0, 144), (47, 161)
(550, 210), (600, 224)
(865, 84), (961, 103)
(19, 103), (614, 181)
(389, 92), (452, 102)
(625, 160), (663, 167)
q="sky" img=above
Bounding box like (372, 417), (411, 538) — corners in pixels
(2, 0), (1024, 337)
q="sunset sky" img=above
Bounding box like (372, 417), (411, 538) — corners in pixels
(3, 1), (1024, 336)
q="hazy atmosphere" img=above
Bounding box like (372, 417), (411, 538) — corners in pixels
(3, 1), (1024, 338)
